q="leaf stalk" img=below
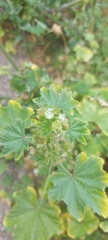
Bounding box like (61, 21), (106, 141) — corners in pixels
(38, 161), (53, 207)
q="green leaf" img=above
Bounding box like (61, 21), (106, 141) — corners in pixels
(26, 69), (37, 91)
(34, 24), (46, 37)
(100, 221), (108, 233)
(4, 187), (62, 240)
(34, 84), (77, 116)
(67, 207), (99, 239)
(90, 87), (108, 102)
(83, 73), (97, 86)
(3, 175), (13, 188)
(0, 100), (34, 130)
(0, 161), (8, 174)
(48, 152), (108, 221)
(73, 45), (93, 62)
(23, 22), (46, 36)
(66, 118), (90, 144)
(79, 99), (108, 135)
(0, 119), (32, 160)
(85, 230), (106, 240)
(84, 33), (95, 42)
(81, 135), (108, 156)
(10, 76), (26, 93)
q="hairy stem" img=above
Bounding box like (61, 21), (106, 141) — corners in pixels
(38, 161), (53, 207)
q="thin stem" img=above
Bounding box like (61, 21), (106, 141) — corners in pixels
(54, 155), (72, 176)
(38, 161), (53, 207)
(61, 0), (81, 10)
(61, 33), (68, 53)
(0, 42), (19, 71)
(48, 142), (72, 176)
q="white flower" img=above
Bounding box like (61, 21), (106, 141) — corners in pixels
(45, 108), (54, 119)
(58, 113), (65, 121)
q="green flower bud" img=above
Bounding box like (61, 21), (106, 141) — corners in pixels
(52, 120), (62, 132)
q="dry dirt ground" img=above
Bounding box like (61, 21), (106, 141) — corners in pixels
(0, 48), (30, 240)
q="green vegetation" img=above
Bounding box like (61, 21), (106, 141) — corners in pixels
(0, 0), (108, 239)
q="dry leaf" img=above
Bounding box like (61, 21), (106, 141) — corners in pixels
(51, 23), (62, 36)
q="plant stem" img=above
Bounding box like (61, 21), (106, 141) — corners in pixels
(38, 161), (53, 207)
(48, 143), (72, 176)
(54, 156), (72, 176)
(61, 0), (81, 10)
(0, 42), (19, 71)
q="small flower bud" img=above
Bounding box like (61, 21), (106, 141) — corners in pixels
(52, 120), (62, 132)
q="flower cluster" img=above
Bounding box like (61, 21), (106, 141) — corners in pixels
(45, 108), (54, 119)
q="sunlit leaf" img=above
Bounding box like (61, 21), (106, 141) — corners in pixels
(67, 207), (99, 239)
(74, 45), (93, 62)
(0, 119), (32, 160)
(66, 118), (90, 144)
(0, 100), (34, 130)
(79, 99), (108, 135)
(100, 221), (108, 233)
(4, 187), (62, 240)
(49, 152), (108, 221)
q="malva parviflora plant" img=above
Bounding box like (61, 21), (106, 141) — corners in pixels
(0, 83), (108, 240)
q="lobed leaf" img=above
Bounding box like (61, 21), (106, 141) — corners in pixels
(34, 84), (78, 116)
(0, 100), (34, 130)
(66, 118), (90, 144)
(4, 186), (62, 240)
(48, 152), (108, 221)
(0, 119), (32, 160)
(67, 207), (99, 239)
(79, 99), (108, 135)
